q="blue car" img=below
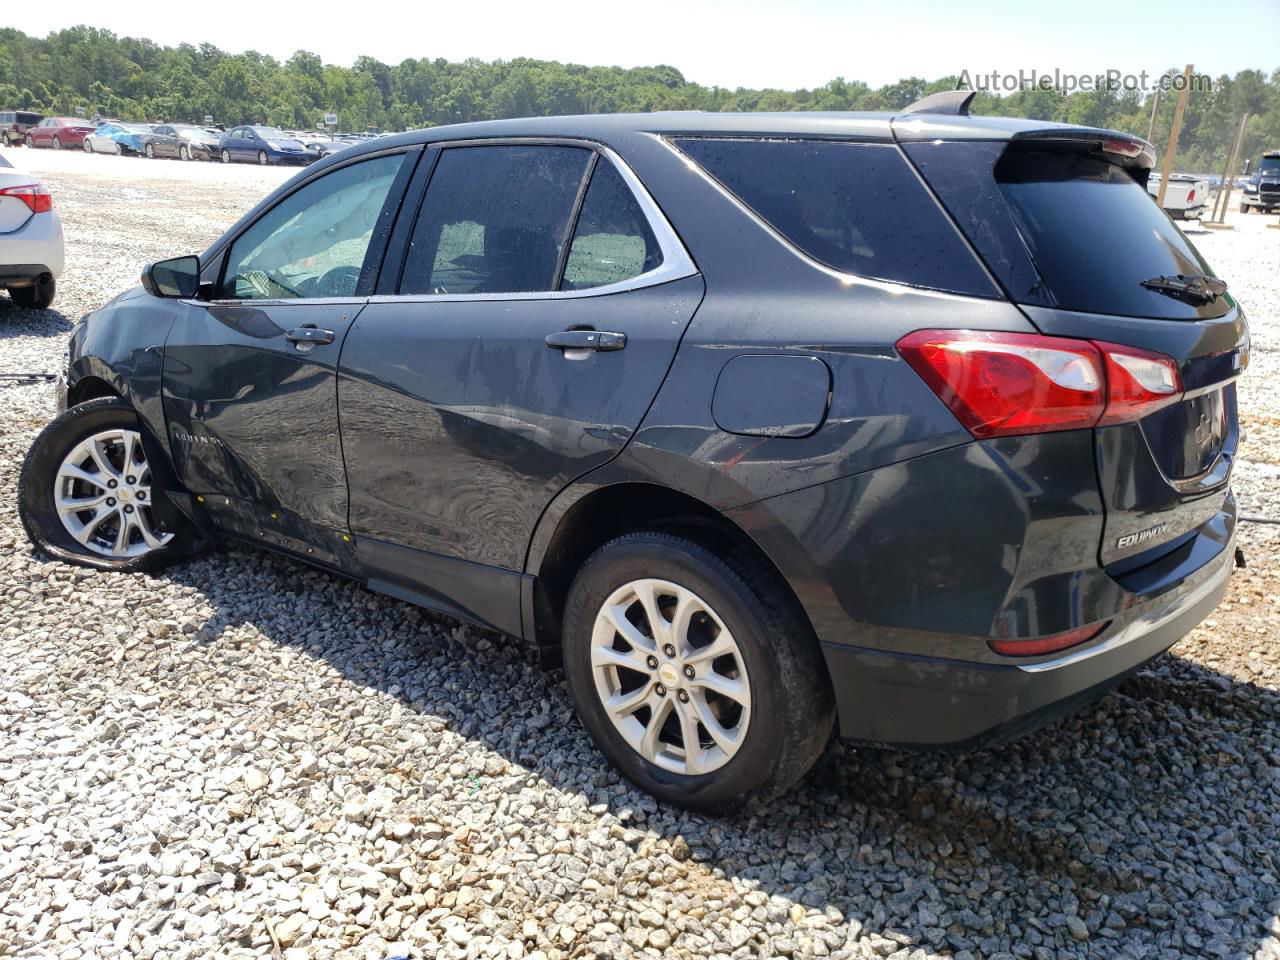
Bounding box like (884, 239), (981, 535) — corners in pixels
(217, 125), (309, 166)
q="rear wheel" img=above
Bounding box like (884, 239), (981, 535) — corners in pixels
(9, 275), (55, 309)
(19, 397), (201, 572)
(257, 150), (268, 165)
(562, 532), (834, 813)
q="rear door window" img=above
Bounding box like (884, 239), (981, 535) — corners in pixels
(561, 159), (662, 290)
(400, 145), (591, 295)
(672, 137), (996, 297)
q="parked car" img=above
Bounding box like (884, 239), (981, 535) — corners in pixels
(142, 124), (221, 161)
(83, 122), (154, 156)
(217, 126), (308, 165)
(1147, 172), (1209, 219)
(298, 136), (350, 163)
(0, 111), (43, 147)
(21, 104), (1245, 812)
(0, 153), (63, 308)
(1239, 150), (1280, 213)
(25, 117), (98, 150)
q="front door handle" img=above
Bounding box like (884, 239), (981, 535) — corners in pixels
(285, 326), (336, 345)
(544, 329), (627, 352)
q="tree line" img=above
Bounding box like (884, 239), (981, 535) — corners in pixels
(2, 26), (1277, 173)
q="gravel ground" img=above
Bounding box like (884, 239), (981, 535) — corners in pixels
(1, 148), (1278, 960)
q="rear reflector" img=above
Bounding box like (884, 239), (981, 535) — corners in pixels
(988, 622), (1108, 657)
(897, 330), (1184, 438)
(0, 182), (52, 214)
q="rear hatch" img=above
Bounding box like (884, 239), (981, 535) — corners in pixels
(899, 127), (1247, 574)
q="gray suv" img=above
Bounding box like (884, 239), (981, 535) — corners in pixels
(20, 95), (1246, 811)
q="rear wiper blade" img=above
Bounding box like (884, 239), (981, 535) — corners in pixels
(1140, 274), (1228, 305)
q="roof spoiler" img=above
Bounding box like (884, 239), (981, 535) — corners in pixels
(900, 90), (978, 117)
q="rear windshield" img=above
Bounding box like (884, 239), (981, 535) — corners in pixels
(995, 150), (1226, 319)
(672, 137), (996, 297)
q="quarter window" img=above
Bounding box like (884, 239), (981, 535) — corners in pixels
(561, 160), (662, 290)
(400, 145), (591, 295)
(222, 153), (405, 300)
(673, 137), (996, 297)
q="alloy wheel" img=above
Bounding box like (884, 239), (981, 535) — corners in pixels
(52, 137), (60, 150)
(53, 428), (173, 559)
(590, 578), (751, 775)
(180, 145), (189, 161)
(258, 151), (268, 165)
(145, 143), (154, 158)
(82, 139), (92, 152)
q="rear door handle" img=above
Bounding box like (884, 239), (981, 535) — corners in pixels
(285, 326), (336, 345)
(544, 330), (627, 352)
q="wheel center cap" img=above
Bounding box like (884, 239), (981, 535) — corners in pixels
(118, 488), (132, 501)
(658, 663), (680, 687)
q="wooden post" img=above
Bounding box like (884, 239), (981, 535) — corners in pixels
(1155, 64), (1194, 209)
(1211, 114), (1249, 223)
(1215, 113), (1250, 223)
(1146, 88), (1161, 144)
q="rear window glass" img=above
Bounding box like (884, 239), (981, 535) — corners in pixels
(995, 150), (1226, 319)
(672, 137), (996, 297)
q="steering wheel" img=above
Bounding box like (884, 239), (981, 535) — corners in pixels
(311, 264), (362, 298)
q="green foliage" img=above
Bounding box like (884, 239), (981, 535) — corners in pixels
(2, 27), (1277, 172)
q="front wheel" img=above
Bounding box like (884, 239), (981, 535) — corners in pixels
(19, 397), (201, 572)
(220, 148), (231, 164)
(51, 136), (61, 150)
(83, 138), (93, 152)
(144, 142), (155, 159)
(562, 532), (834, 813)
(24, 135), (34, 148)
(257, 150), (268, 165)
(179, 144), (190, 161)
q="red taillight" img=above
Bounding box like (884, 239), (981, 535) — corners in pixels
(897, 330), (1184, 437)
(0, 183), (52, 214)
(1186, 189), (1196, 203)
(989, 622), (1108, 657)
(1095, 340), (1182, 425)
(896, 330), (1104, 437)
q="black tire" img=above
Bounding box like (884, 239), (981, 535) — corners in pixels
(257, 150), (268, 165)
(24, 135), (34, 148)
(83, 138), (92, 152)
(562, 532), (834, 814)
(145, 142), (155, 159)
(51, 136), (60, 150)
(19, 397), (202, 572)
(1240, 202), (1251, 214)
(9, 275), (56, 309)
(221, 148), (231, 164)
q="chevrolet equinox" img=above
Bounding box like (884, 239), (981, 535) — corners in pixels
(20, 93), (1247, 812)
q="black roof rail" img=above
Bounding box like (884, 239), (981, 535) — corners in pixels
(900, 90), (978, 117)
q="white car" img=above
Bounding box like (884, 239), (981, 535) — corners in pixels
(0, 154), (64, 309)
(82, 121), (154, 156)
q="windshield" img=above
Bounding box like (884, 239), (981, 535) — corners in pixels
(252, 127), (287, 139)
(995, 150), (1227, 320)
(121, 124), (152, 133)
(175, 126), (212, 139)
(1259, 158), (1280, 175)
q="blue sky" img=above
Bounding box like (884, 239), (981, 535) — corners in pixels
(26, 0), (1280, 90)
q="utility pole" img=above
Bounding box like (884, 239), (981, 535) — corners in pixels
(1155, 64), (1194, 210)
(1146, 88), (1161, 144)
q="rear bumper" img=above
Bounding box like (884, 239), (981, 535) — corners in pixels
(823, 516), (1234, 747)
(0, 211), (65, 281)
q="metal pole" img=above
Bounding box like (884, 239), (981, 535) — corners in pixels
(1155, 65), (1194, 210)
(1146, 88), (1161, 144)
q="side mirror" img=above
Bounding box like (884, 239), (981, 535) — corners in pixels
(142, 255), (201, 298)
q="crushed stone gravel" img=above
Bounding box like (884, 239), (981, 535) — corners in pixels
(0, 147), (1278, 960)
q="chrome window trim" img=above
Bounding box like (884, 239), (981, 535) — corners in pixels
(369, 137), (697, 304)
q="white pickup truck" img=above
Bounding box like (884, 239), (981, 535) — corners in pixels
(1147, 172), (1209, 220)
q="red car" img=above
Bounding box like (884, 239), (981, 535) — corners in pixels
(25, 117), (97, 150)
